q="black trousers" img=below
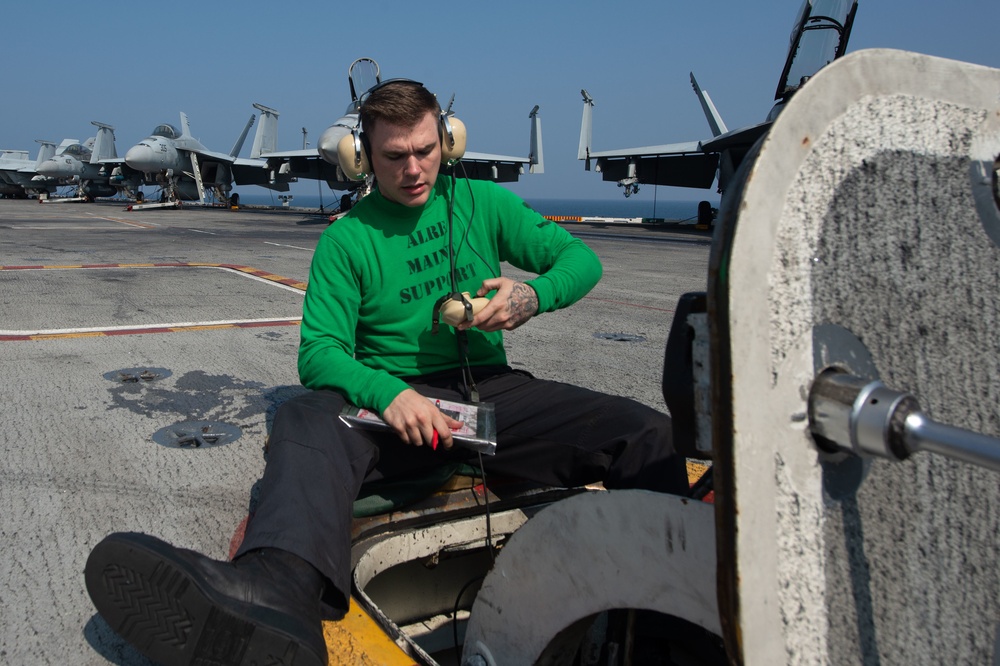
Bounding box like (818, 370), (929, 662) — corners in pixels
(234, 366), (688, 614)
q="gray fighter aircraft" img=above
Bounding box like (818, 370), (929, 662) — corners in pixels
(0, 140), (66, 198)
(579, 0), (858, 198)
(121, 112), (290, 206)
(254, 57), (544, 207)
(33, 122), (142, 201)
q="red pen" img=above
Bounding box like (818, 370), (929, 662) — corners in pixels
(431, 430), (439, 451)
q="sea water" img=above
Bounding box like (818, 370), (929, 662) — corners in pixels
(234, 191), (715, 222)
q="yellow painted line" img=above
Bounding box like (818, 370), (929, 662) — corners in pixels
(169, 324), (242, 332)
(28, 331), (109, 340)
(3, 319), (302, 341)
(323, 597), (417, 665)
(0, 262), (308, 341)
(0, 262), (307, 291)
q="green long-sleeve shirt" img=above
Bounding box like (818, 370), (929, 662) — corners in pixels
(298, 176), (602, 412)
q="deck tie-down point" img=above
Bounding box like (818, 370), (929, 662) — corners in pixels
(152, 421), (242, 449)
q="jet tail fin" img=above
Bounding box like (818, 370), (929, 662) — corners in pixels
(230, 114), (256, 158)
(250, 104), (280, 158)
(90, 122), (118, 162)
(690, 73), (728, 138)
(528, 105), (543, 174)
(179, 112), (192, 138)
(578, 89), (595, 166)
(33, 140), (56, 167)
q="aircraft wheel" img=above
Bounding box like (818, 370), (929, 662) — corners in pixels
(698, 200), (714, 226)
(229, 193), (240, 207)
(135, 192), (144, 203)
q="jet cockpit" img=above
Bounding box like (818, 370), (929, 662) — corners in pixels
(151, 124), (179, 140)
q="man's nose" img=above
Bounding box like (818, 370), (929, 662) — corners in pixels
(403, 155), (421, 174)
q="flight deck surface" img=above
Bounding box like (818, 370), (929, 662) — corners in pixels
(0, 198), (710, 664)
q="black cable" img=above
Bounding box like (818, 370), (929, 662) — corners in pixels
(454, 162), (495, 280)
(477, 451), (493, 561)
(447, 170), (460, 292)
(449, 454), (495, 663)
(452, 573), (486, 663)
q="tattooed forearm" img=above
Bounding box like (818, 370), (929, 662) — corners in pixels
(506, 282), (539, 330)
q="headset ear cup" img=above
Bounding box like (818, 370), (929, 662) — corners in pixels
(337, 129), (371, 181)
(440, 116), (466, 164)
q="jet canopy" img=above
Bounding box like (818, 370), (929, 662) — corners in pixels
(62, 143), (90, 158)
(151, 124), (179, 139)
(347, 57), (380, 105)
(776, 0), (857, 100)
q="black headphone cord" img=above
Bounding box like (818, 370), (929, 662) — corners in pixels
(445, 167), (480, 403)
(444, 165), (491, 580)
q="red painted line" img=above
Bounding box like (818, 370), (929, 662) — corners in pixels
(2, 319), (301, 342)
(2, 263), (306, 341)
(0, 262), (308, 288)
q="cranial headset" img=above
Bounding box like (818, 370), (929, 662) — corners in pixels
(336, 78), (467, 181)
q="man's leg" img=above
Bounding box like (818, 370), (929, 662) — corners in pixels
(234, 390), (379, 615)
(84, 390), (377, 666)
(476, 372), (689, 495)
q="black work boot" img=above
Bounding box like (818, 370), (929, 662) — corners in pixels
(85, 532), (328, 666)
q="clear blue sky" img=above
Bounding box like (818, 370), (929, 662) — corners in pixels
(2, 1), (995, 204)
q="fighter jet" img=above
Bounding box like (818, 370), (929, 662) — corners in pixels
(254, 57), (544, 207)
(122, 112), (290, 206)
(579, 0), (858, 198)
(33, 122), (141, 201)
(0, 140), (64, 198)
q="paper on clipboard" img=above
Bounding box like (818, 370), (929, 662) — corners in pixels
(339, 397), (497, 455)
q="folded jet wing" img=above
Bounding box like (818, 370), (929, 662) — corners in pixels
(458, 103), (544, 182)
(0, 139), (71, 198)
(252, 57), (544, 196)
(579, 0), (857, 196)
(121, 111), (291, 205)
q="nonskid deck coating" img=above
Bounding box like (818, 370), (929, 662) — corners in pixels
(0, 198), (711, 664)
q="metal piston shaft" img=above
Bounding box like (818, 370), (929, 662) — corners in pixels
(809, 370), (1000, 473)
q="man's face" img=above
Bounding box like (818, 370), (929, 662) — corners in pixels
(368, 111), (441, 207)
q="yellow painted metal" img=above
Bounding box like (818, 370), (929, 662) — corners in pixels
(323, 597), (418, 665)
(686, 459), (710, 484)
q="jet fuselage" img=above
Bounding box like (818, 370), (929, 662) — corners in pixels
(124, 135), (184, 175)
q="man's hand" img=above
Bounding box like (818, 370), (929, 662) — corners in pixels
(381, 389), (463, 449)
(458, 277), (538, 332)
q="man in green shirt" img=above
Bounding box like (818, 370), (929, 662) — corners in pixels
(85, 80), (689, 666)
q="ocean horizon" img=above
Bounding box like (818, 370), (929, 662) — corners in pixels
(235, 192), (718, 221)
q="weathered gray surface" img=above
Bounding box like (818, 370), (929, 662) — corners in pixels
(0, 200), (708, 663)
(464, 491), (718, 665)
(720, 49), (1000, 664)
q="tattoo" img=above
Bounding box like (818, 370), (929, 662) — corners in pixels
(507, 283), (539, 329)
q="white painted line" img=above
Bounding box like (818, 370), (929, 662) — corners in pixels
(264, 242), (313, 251)
(0, 317), (302, 337)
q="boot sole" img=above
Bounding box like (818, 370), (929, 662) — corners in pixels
(85, 533), (326, 666)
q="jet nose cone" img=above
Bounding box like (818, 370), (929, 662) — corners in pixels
(36, 159), (68, 177)
(125, 144), (156, 171)
(318, 125), (349, 166)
